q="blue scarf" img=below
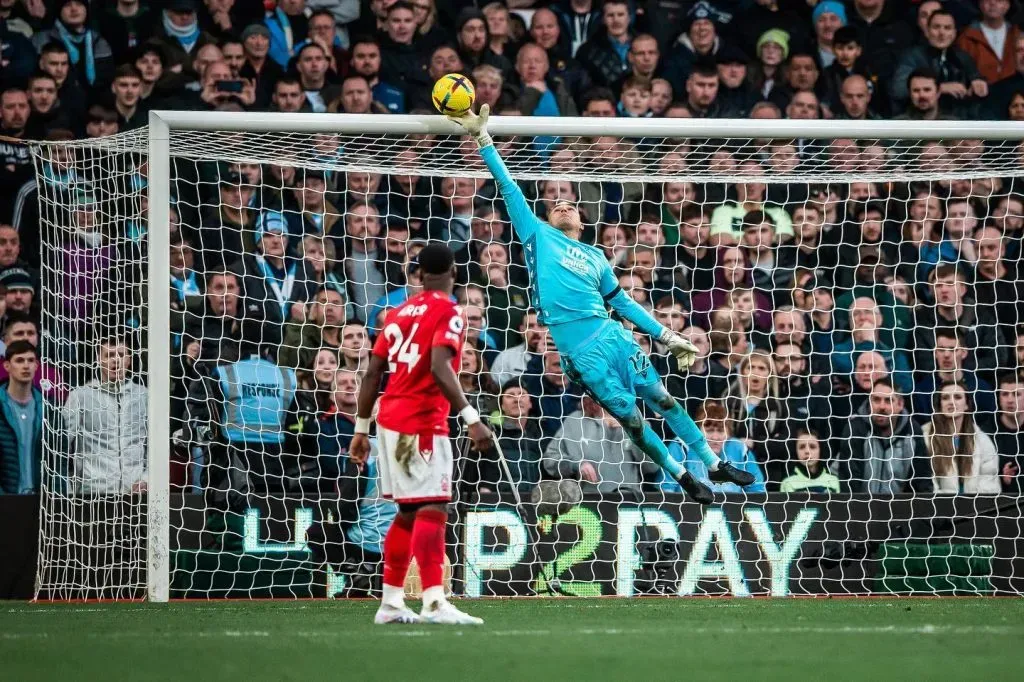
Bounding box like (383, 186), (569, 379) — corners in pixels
(162, 10), (201, 54)
(55, 20), (96, 85)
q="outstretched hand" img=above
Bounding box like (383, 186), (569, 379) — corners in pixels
(447, 104), (491, 146)
(662, 331), (700, 369)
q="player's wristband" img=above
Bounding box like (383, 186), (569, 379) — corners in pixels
(657, 328), (674, 344)
(460, 405), (482, 426)
(475, 132), (493, 149)
(354, 417), (372, 435)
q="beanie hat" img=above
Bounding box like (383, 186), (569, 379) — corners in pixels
(812, 1), (848, 27)
(254, 211), (288, 243)
(757, 28), (791, 61)
(456, 7), (487, 33)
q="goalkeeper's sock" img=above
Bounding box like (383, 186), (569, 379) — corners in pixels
(630, 421), (685, 480)
(382, 513), (414, 607)
(661, 402), (721, 471)
(411, 508), (447, 605)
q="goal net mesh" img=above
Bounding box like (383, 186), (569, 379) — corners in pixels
(30, 124), (1024, 600)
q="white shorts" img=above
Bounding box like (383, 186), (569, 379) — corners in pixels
(377, 426), (454, 504)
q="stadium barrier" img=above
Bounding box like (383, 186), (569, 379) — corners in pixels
(19, 493), (1023, 599)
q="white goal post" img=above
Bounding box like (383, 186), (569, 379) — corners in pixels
(30, 112), (1024, 602)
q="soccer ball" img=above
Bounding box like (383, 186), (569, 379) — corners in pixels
(432, 73), (475, 115)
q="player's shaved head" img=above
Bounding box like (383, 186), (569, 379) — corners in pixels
(417, 242), (457, 293)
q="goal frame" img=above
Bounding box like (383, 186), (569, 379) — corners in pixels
(145, 111), (1024, 602)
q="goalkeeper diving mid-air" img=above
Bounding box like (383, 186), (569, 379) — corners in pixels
(448, 106), (754, 502)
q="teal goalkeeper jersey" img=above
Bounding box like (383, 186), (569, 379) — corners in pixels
(480, 145), (619, 330)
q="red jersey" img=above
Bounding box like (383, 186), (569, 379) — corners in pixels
(373, 290), (466, 435)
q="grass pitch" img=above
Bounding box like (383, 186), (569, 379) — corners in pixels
(3, 598), (1022, 681)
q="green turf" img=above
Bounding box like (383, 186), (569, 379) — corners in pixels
(2, 599), (1022, 681)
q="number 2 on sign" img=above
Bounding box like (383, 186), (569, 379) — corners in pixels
(383, 322), (422, 372)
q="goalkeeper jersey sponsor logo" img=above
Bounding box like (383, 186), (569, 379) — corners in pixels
(561, 245), (590, 275)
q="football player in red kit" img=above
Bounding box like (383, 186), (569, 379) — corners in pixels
(351, 243), (492, 625)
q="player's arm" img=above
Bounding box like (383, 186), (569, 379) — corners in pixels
(430, 346), (493, 451)
(350, 353), (387, 468)
(447, 105), (541, 242)
(598, 263), (700, 368)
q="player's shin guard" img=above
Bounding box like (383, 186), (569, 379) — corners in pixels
(411, 508), (448, 606)
(382, 513), (415, 606)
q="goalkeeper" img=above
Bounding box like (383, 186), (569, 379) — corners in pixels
(448, 106), (753, 503)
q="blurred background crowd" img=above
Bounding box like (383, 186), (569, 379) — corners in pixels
(0, 0), (1023, 533)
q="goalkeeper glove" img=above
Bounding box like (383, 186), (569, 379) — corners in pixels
(447, 103), (492, 148)
(660, 330), (700, 369)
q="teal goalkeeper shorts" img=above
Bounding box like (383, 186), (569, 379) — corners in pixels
(561, 322), (659, 420)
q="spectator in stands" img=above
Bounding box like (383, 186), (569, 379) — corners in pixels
(0, 88), (33, 197)
(0, 341), (47, 495)
(186, 322), (298, 504)
(923, 382), (1001, 494)
(690, 246), (773, 332)
(956, 0), (1019, 85)
(915, 263), (1008, 377)
(832, 296), (914, 394)
(776, 427), (840, 493)
(0, 313), (63, 403)
(297, 10), (347, 82)
(524, 349), (581, 442)
(338, 320), (370, 373)
(515, 42), (578, 118)
(341, 202), (386, 322)
(151, 1), (217, 79)
(271, 75), (309, 113)
(973, 224), (1024, 342)
(662, 325), (728, 414)
(837, 378), (933, 494)
(741, 210), (795, 301)
(378, 1), (431, 108)
(723, 349), (787, 464)
(986, 34), (1024, 118)
(715, 45), (757, 117)
(32, 0), (114, 88)
(663, 2), (730, 95)
(989, 372), (1024, 492)
(543, 394), (658, 496)
(63, 337), (147, 495)
(294, 42), (336, 112)
(709, 159), (793, 242)
(25, 73), (68, 138)
(576, 0), (632, 88)
(774, 339), (831, 434)
(894, 67), (954, 120)
(470, 379), (542, 494)
(281, 286), (348, 369)
(665, 400), (765, 494)
(458, 345), (498, 421)
(36, 42), (87, 126)
(110, 64), (147, 131)
(456, 7), (512, 81)
(490, 309), (548, 391)
(349, 37), (404, 114)
(231, 210), (317, 324)
(847, 0), (913, 89)
(915, 327), (996, 420)
(239, 23), (283, 107)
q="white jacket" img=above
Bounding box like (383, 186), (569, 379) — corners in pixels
(923, 423), (1001, 495)
(63, 380), (148, 495)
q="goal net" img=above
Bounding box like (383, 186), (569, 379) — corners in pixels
(29, 115), (1024, 600)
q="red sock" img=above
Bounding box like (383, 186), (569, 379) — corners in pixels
(411, 508), (448, 590)
(382, 513), (414, 588)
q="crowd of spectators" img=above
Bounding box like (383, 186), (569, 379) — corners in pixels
(1, 0), (1023, 519)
